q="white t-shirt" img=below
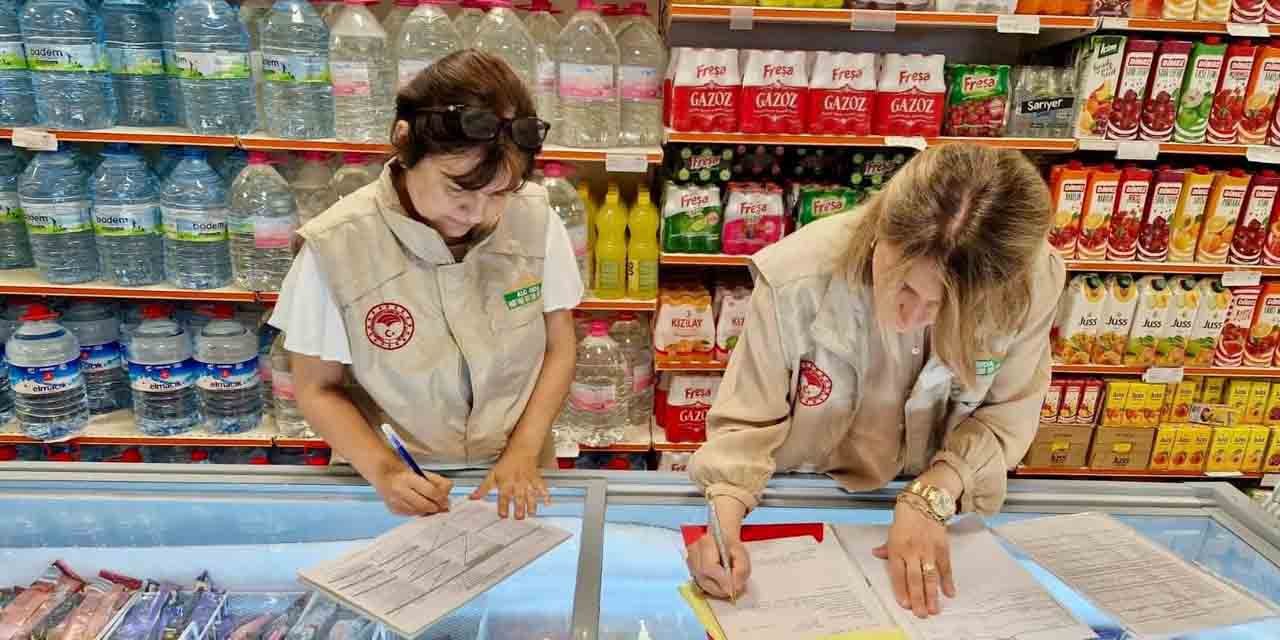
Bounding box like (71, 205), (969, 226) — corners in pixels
(269, 213), (584, 364)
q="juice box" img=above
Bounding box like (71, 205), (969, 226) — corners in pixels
(1042, 378), (1065, 422)
(1244, 281), (1280, 367)
(1197, 0), (1230, 21)
(1103, 379), (1131, 426)
(1238, 40), (1280, 144)
(1185, 425), (1213, 471)
(1140, 39), (1193, 142)
(1167, 379), (1200, 422)
(1248, 381), (1272, 423)
(1213, 285), (1261, 367)
(1204, 427), (1240, 472)
(1074, 35), (1128, 139)
(1266, 382), (1280, 424)
(1090, 274), (1138, 365)
(1227, 379), (1253, 415)
(1078, 378), (1104, 425)
(1173, 37), (1227, 144)
(1156, 275), (1199, 366)
(1243, 425), (1272, 471)
(1164, 0), (1195, 18)
(1144, 383), (1168, 426)
(1264, 176), (1280, 265)
(1202, 376), (1227, 403)
(1106, 39), (1159, 140)
(1107, 165), (1152, 261)
(1077, 164), (1121, 260)
(1048, 160), (1089, 258)
(1168, 166), (1215, 262)
(1150, 425), (1179, 470)
(1264, 426), (1280, 472)
(1137, 167), (1185, 262)
(1124, 382), (1151, 426)
(1228, 169), (1280, 265)
(1204, 39), (1258, 145)
(1051, 273), (1106, 365)
(1058, 379), (1084, 423)
(1123, 275), (1171, 366)
(1195, 169), (1250, 264)
(1186, 277), (1232, 366)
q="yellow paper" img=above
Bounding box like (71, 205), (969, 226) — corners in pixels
(677, 582), (907, 640)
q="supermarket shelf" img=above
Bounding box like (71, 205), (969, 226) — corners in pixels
(0, 269), (266, 303)
(1096, 16), (1280, 34)
(665, 5), (1098, 29)
(655, 360), (728, 372)
(1064, 260), (1280, 276)
(665, 130), (1078, 152)
(578, 419), (654, 454)
(660, 253), (752, 267)
(576, 297), (659, 312)
(1052, 364), (1280, 378)
(1014, 465), (1263, 480)
(237, 134), (391, 154)
(0, 126), (236, 148)
(0, 411), (279, 447)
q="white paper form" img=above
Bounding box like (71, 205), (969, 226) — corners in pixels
(297, 500), (571, 638)
(835, 518), (1097, 640)
(996, 512), (1278, 639)
(705, 530), (897, 640)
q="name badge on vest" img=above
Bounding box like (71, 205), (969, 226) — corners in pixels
(503, 278), (543, 311)
(976, 358), (1002, 376)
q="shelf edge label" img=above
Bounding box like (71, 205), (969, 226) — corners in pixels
(605, 152), (649, 173)
(996, 14), (1040, 34)
(1223, 270), (1262, 287)
(884, 136), (927, 150)
(1116, 140), (1159, 161)
(1077, 138), (1119, 151)
(1100, 17), (1129, 29)
(1246, 145), (1280, 164)
(1227, 22), (1269, 38)
(1142, 366), (1184, 384)
(729, 6), (753, 30)
(851, 10), (896, 31)
(12, 128), (57, 151)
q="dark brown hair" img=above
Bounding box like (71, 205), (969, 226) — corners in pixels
(393, 50), (537, 191)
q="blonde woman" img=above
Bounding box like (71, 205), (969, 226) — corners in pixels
(685, 144), (1065, 619)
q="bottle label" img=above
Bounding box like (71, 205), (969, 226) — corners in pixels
(94, 203), (161, 237)
(558, 63), (615, 101)
(272, 370), (295, 401)
(27, 43), (108, 73)
(595, 259), (623, 292)
(23, 201), (93, 235)
(80, 342), (123, 373)
(254, 217), (295, 249)
(537, 58), (556, 94)
(632, 362), (653, 393)
(106, 47), (165, 76)
(0, 41), (27, 71)
(173, 50), (251, 80)
(567, 223), (588, 259)
(163, 206), (228, 242)
(129, 360), (196, 392)
(397, 58), (434, 88)
(568, 381), (618, 413)
(628, 258), (657, 294)
(619, 65), (660, 102)
(163, 48), (180, 77)
(0, 193), (23, 224)
(262, 52), (331, 84)
(10, 358), (83, 396)
(331, 61), (371, 97)
(197, 357), (260, 392)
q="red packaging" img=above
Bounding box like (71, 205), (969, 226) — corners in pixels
(807, 51), (878, 136)
(739, 49), (808, 135)
(670, 48), (741, 133)
(1234, 0), (1266, 21)
(1077, 163), (1122, 260)
(1239, 40), (1280, 144)
(872, 53), (946, 137)
(1140, 39), (1194, 142)
(1108, 164), (1153, 260)
(1245, 282), (1280, 366)
(1206, 39), (1259, 144)
(1107, 39), (1159, 140)
(663, 47), (683, 127)
(1042, 378), (1065, 422)
(1057, 379), (1084, 423)
(661, 373), (722, 443)
(1268, 0), (1280, 22)
(1213, 285), (1262, 367)
(1138, 166), (1185, 262)
(1229, 169), (1280, 265)
(1049, 160), (1090, 258)
(1264, 187), (1280, 265)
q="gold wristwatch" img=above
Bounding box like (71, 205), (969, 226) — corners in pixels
(899, 480), (957, 523)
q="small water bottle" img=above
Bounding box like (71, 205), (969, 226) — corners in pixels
(194, 304), (262, 434)
(128, 302), (201, 436)
(62, 300), (130, 414)
(6, 304), (89, 441)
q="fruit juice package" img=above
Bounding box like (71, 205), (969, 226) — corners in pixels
(1172, 37), (1227, 144)
(1229, 169), (1280, 265)
(1042, 378), (1065, 422)
(807, 51), (878, 136)
(1145, 383), (1169, 426)
(1074, 35), (1127, 139)
(1214, 284), (1262, 366)
(1266, 382), (1280, 424)
(1106, 39), (1158, 140)
(1108, 165), (1152, 260)
(1187, 277), (1232, 365)
(1077, 163), (1121, 260)
(1091, 274), (1139, 365)
(1137, 167), (1185, 262)
(1168, 166), (1215, 262)
(1124, 275), (1172, 366)
(1051, 273), (1106, 364)
(943, 64), (1011, 138)
(1248, 381), (1271, 422)
(739, 50), (809, 135)
(1168, 426), (1196, 470)
(1189, 425), (1214, 470)
(1244, 281), (1280, 366)
(721, 182), (785, 256)
(1206, 40), (1259, 144)
(1264, 426), (1280, 471)
(1140, 39), (1193, 142)
(1150, 425), (1178, 470)
(1238, 41), (1280, 143)
(654, 284), (716, 364)
(1197, 0), (1230, 21)
(1157, 276), (1199, 366)
(1242, 424), (1271, 471)
(873, 53), (947, 136)
(1195, 168), (1250, 264)
(1234, 0), (1267, 21)
(1205, 427), (1239, 472)
(1058, 378), (1084, 423)
(1203, 375), (1228, 402)
(670, 48), (742, 133)
(1078, 378), (1105, 425)
(1133, 0), (1165, 14)
(1167, 379), (1200, 422)
(1164, 0), (1196, 21)
(1049, 160), (1090, 258)
(661, 182), (723, 254)
(1103, 379), (1131, 426)
(1264, 180), (1280, 265)
(1123, 382), (1152, 426)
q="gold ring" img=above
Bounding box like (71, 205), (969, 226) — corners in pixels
(922, 563), (938, 576)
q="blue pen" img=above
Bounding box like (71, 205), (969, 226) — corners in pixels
(380, 423), (427, 478)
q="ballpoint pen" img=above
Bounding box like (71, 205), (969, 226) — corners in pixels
(381, 423), (427, 479)
(708, 498), (737, 604)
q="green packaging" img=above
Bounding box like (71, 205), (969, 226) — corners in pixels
(669, 145), (734, 184)
(943, 64), (1012, 137)
(797, 186), (859, 228)
(1173, 37), (1227, 144)
(662, 182), (723, 253)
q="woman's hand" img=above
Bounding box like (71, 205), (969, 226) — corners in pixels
(872, 500), (957, 618)
(470, 450), (550, 519)
(686, 534), (751, 599)
(370, 465), (454, 517)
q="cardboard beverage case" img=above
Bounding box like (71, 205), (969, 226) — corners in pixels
(1186, 277), (1232, 365)
(1228, 169), (1280, 265)
(1074, 35), (1128, 139)
(1140, 39), (1193, 142)
(1244, 281), (1280, 366)
(1137, 167), (1184, 262)
(1172, 37), (1227, 144)
(670, 48), (741, 133)
(1049, 161), (1090, 258)
(1123, 275), (1171, 367)
(1205, 40), (1258, 144)
(1091, 274), (1139, 365)
(1090, 427), (1156, 470)
(1156, 276), (1199, 366)
(807, 51), (878, 136)
(1214, 285), (1262, 366)
(1195, 169), (1250, 264)
(1168, 166), (1215, 262)
(739, 50), (808, 135)
(1077, 164), (1122, 260)
(1238, 41), (1280, 144)
(1023, 423), (1095, 467)
(1051, 273), (1106, 364)
(1107, 165), (1152, 260)
(873, 53), (947, 136)
(1107, 39), (1158, 140)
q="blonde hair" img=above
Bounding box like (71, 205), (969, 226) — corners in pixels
(845, 144), (1051, 390)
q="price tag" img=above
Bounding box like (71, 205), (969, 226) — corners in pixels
(1077, 138), (1119, 151)
(729, 6), (753, 30)
(1142, 366), (1185, 384)
(1205, 470), (1245, 477)
(851, 9), (896, 31)
(884, 136), (928, 150)
(11, 128), (57, 151)
(1227, 22), (1270, 37)
(1116, 140), (1160, 161)
(996, 14), (1040, 34)
(1223, 270), (1262, 287)
(555, 441), (580, 459)
(1263, 473), (1278, 487)
(1100, 17), (1129, 29)
(605, 153), (649, 173)
(1246, 145), (1280, 164)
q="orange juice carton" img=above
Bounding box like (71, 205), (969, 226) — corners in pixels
(1239, 41), (1280, 145)
(1074, 35), (1128, 139)
(1264, 426), (1280, 472)
(1103, 379), (1131, 426)
(1123, 382), (1151, 426)
(1213, 285), (1262, 367)
(1077, 164), (1121, 260)
(1195, 169), (1250, 264)
(1123, 275), (1171, 366)
(1227, 379), (1253, 415)
(1244, 281), (1280, 367)
(1049, 160), (1089, 258)
(1228, 169), (1280, 265)
(1090, 274), (1138, 365)
(1189, 402), (1240, 427)
(1248, 381), (1272, 423)
(1051, 274), (1106, 365)
(1243, 425), (1272, 471)
(1188, 425), (1214, 470)
(1265, 382), (1280, 424)
(1168, 166), (1215, 262)
(1167, 379), (1200, 423)
(1078, 378), (1105, 425)
(1042, 378), (1065, 423)
(1144, 383), (1168, 427)
(1205, 427), (1240, 472)
(1186, 277), (1232, 366)
(1156, 276), (1199, 366)
(1107, 165), (1152, 259)
(1150, 425), (1179, 470)
(1058, 379), (1084, 424)
(1169, 425), (1196, 470)
(654, 283), (716, 364)
(1202, 375), (1227, 402)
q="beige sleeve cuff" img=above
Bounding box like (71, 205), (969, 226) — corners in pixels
(705, 482), (760, 512)
(930, 449), (1005, 517)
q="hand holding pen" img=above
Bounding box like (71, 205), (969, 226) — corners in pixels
(372, 424), (454, 517)
(686, 496), (752, 602)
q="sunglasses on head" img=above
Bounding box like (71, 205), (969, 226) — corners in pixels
(418, 105), (550, 152)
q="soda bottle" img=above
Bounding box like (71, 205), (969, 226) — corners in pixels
(554, 0), (619, 147)
(626, 186), (658, 300)
(0, 0), (35, 126)
(593, 185), (627, 300)
(102, 0), (173, 126)
(7, 304), (89, 441)
(562, 320), (628, 446)
(609, 312), (652, 428)
(129, 303), (201, 435)
(194, 304), (263, 434)
(21, 0), (117, 129)
(261, 0), (334, 139)
(228, 151), (298, 292)
(292, 151), (338, 226)
(160, 147), (233, 290)
(18, 148), (100, 284)
(522, 0), (560, 136)
(92, 143), (165, 286)
(330, 0), (393, 142)
(394, 0), (460, 92)
(614, 1), (663, 146)
(541, 162), (589, 288)
(173, 0), (257, 134)
(62, 300), (130, 414)
(473, 0), (537, 92)
(269, 331), (313, 437)
(0, 143), (32, 269)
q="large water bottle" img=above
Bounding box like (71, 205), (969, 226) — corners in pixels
(330, 152), (377, 198)
(7, 304), (89, 441)
(214, 148), (248, 183)
(269, 331), (312, 437)
(160, 0), (184, 128)
(330, 0), (392, 142)
(0, 144), (32, 269)
(554, 0), (618, 148)
(0, 0), (36, 126)
(522, 0), (559, 133)
(62, 301), (129, 414)
(18, 148), (99, 284)
(563, 319), (627, 446)
(21, 0), (117, 129)
(292, 150), (336, 226)
(173, 0), (257, 134)
(452, 0), (485, 45)
(382, 0), (415, 48)
(128, 303), (201, 436)
(238, 0), (271, 125)
(317, 0), (343, 27)
(614, 2), (662, 147)
(228, 152), (296, 292)
(261, 0), (333, 139)
(92, 143), (164, 286)
(194, 306), (263, 434)
(0, 311), (15, 425)
(472, 0), (535, 91)
(102, 0), (172, 126)
(609, 312), (651, 428)
(160, 147), (232, 290)
(393, 0), (459, 92)
(541, 161), (588, 286)
(151, 145), (182, 180)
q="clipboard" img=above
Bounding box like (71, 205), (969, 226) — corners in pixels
(679, 522), (825, 547)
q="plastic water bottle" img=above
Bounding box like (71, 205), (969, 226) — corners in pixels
(117, 301), (146, 356)
(393, 0), (459, 92)
(261, 0), (334, 139)
(522, 0), (559, 134)
(102, 0), (173, 126)
(194, 306), (263, 434)
(0, 0), (36, 126)
(272, 151), (301, 181)
(614, 1), (662, 147)
(563, 319), (627, 446)
(452, 0), (485, 45)
(269, 331), (313, 437)
(161, 0), (185, 128)
(317, 0), (343, 27)
(92, 143), (164, 286)
(228, 151), (296, 292)
(215, 148), (248, 183)
(128, 302), (201, 436)
(173, 0), (257, 134)
(330, 0), (392, 142)
(555, 0), (618, 148)
(160, 147), (232, 290)
(7, 304), (89, 441)
(292, 150), (337, 226)
(382, 0), (416, 48)
(330, 152), (377, 198)
(472, 0), (536, 91)
(238, 0), (271, 125)
(0, 144), (32, 269)
(0, 312), (15, 425)
(183, 302), (215, 348)
(151, 145), (182, 180)
(62, 301), (129, 414)
(541, 162), (589, 286)
(609, 312), (651, 428)
(21, 0), (117, 129)
(18, 148), (99, 284)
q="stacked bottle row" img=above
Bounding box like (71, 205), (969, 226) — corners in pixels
(574, 177), (659, 301)
(556, 311), (652, 449)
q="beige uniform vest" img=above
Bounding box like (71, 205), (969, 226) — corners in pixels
(299, 165), (555, 467)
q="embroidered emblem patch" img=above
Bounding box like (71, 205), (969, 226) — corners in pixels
(797, 360), (833, 407)
(365, 303), (415, 351)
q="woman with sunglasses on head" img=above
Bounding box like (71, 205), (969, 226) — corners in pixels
(269, 50), (577, 520)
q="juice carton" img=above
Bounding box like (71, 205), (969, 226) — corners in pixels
(1197, 0), (1230, 24)
(1140, 39), (1193, 142)
(1228, 169), (1280, 265)
(1195, 169), (1250, 264)
(1243, 425), (1271, 471)
(1103, 379), (1130, 426)
(1205, 427), (1239, 472)
(1238, 41), (1280, 144)
(1107, 165), (1152, 260)
(1203, 376), (1228, 403)
(1150, 425), (1178, 470)
(1124, 382), (1151, 426)
(1169, 425), (1197, 470)
(1156, 276), (1199, 366)
(1137, 167), (1185, 262)
(1145, 383), (1169, 426)
(1168, 166), (1215, 262)
(1205, 39), (1259, 144)
(1042, 378), (1065, 422)
(1264, 426), (1280, 472)
(1164, 0), (1196, 17)
(1167, 379), (1200, 422)
(1123, 275), (1171, 367)
(1091, 274), (1139, 365)
(1058, 378), (1084, 423)
(739, 50), (809, 135)
(1269, 0), (1280, 24)
(1266, 382), (1280, 424)
(1264, 178), (1280, 265)
(1051, 274), (1106, 364)
(1077, 164), (1121, 260)
(1074, 35), (1128, 139)
(1107, 39), (1158, 140)
(661, 182), (723, 254)
(1245, 281), (1280, 366)
(1227, 379), (1253, 416)
(1188, 425), (1214, 470)
(1078, 378), (1104, 425)
(1049, 160), (1090, 258)
(1248, 381), (1271, 423)
(1133, 0), (1165, 15)
(1213, 284), (1261, 366)
(873, 53), (947, 136)
(1233, 0), (1266, 21)
(654, 283), (716, 364)
(1186, 277), (1232, 366)
(943, 64), (1012, 138)
(1173, 37), (1227, 144)
(670, 48), (741, 133)
(807, 51), (878, 136)
(721, 182), (785, 256)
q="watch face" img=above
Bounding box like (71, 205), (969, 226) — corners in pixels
(929, 489), (956, 518)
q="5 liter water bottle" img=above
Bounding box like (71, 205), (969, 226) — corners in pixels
(541, 161), (588, 286)
(522, 0), (559, 134)
(292, 150), (337, 226)
(0, 311), (14, 425)
(382, 0), (416, 49)
(18, 148), (99, 284)
(238, 0), (271, 125)
(614, 2), (662, 147)
(92, 143), (164, 286)
(330, 0), (392, 142)
(393, 0), (459, 93)
(330, 152), (377, 198)
(0, 0), (36, 126)
(228, 151), (296, 292)
(452, 0), (485, 46)
(609, 312), (651, 428)
(62, 300), (129, 414)
(21, 0), (117, 129)
(102, 0), (173, 126)
(0, 144), (32, 269)
(7, 304), (89, 441)
(173, 0), (257, 134)
(160, 147), (232, 289)
(194, 306), (263, 434)
(261, 0), (333, 139)
(215, 148), (248, 183)
(563, 319), (628, 447)
(472, 0), (536, 92)
(269, 331), (313, 437)
(555, 0), (618, 148)
(161, 0), (185, 128)
(128, 302), (201, 436)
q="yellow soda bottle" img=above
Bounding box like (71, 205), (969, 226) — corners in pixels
(627, 186), (659, 300)
(577, 182), (596, 292)
(594, 186), (628, 300)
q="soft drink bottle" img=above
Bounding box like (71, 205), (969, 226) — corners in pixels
(593, 186), (627, 300)
(173, 0), (257, 134)
(21, 0), (117, 129)
(473, 0), (537, 92)
(0, 0), (35, 126)
(228, 151), (297, 292)
(562, 320), (628, 446)
(62, 300), (130, 414)
(554, 0), (619, 147)
(7, 304), (89, 441)
(160, 147), (233, 290)
(194, 304), (263, 434)
(92, 143), (165, 286)
(609, 312), (652, 428)
(102, 0), (173, 126)
(0, 143), (32, 269)
(18, 148), (100, 284)
(330, 0), (393, 142)
(394, 0), (461, 92)
(541, 162), (589, 288)
(626, 186), (658, 300)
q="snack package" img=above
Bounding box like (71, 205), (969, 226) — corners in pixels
(1245, 281), (1280, 366)
(1077, 163), (1121, 260)
(807, 51), (878, 136)
(1106, 39), (1158, 140)
(796, 185), (858, 228)
(1196, 168), (1250, 264)
(1137, 166), (1184, 262)
(654, 283), (715, 364)
(739, 49), (808, 134)
(721, 182), (785, 256)
(1124, 275), (1171, 366)
(1140, 39), (1193, 142)
(1168, 166), (1215, 262)
(1074, 35), (1127, 139)
(1157, 276), (1199, 366)
(1048, 160), (1089, 258)
(1238, 41), (1280, 144)
(1091, 274), (1138, 365)
(0, 562), (85, 640)
(669, 145), (734, 184)
(1213, 284), (1262, 367)
(1172, 37), (1227, 144)
(873, 53), (947, 136)
(1205, 39), (1259, 144)
(1051, 273), (1106, 364)
(1187, 277), (1232, 366)
(1107, 165), (1152, 261)
(1229, 169), (1280, 265)
(943, 64), (1011, 137)
(661, 373), (721, 443)
(669, 48), (741, 133)
(661, 182), (722, 254)
(1234, 0), (1266, 21)
(713, 283), (750, 362)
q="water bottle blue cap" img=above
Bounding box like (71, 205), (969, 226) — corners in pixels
(104, 143), (132, 154)
(180, 147), (205, 158)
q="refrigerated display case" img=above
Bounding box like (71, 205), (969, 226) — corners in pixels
(1, 465), (1277, 640)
